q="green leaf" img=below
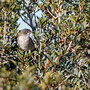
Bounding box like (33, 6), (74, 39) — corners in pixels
(69, 14), (76, 23)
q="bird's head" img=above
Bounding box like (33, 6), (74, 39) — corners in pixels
(18, 29), (31, 37)
(17, 29), (35, 51)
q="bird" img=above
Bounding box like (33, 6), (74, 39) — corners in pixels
(17, 29), (35, 52)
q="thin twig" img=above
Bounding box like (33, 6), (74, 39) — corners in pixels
(67, 41), (72, 51)
(19, 14), (32, 28)
(58, 0), (62, 23)
(64, 41), (72, 56)
(2, 9), (7, 44)
(55, 74), (72, 89)
(56, 10), (67, 19)
(60, 74), (72, 85)
(79, 67), (89, 88)
(47, 8), (56, 19)
(27, 1), (31, 7)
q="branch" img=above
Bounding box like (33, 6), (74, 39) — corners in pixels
(67, 41), (72, 51)
(79, 67), (89, 88)
(57, 0), (62, 23)
(2, 9), (7, 44)
(56, 10), (67, 19)
(47, 7), (56, 19)
(64, 41), (72, 56)
(27, 1), (32, 7)
(19, 14), (32, 28)
(55, 74), (72, 89)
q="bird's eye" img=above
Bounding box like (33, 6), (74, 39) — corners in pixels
(26, 30), (30, 34)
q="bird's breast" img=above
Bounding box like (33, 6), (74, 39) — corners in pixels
(18, 35), (30, 50)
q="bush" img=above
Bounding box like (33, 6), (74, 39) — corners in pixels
(0, 0), (89, 89)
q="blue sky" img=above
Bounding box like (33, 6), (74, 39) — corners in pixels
(17, 10), (42, 30)
(17, 18), (30, 30)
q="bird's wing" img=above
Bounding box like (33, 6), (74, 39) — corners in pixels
(29, 37), (35, 48)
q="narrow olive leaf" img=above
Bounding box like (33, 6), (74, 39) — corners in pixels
(77, 53), (81, 58)
(78, 71), (81, 78)
(9, 59), (17, 65)
(44, 71), (52, 84)
(44, 52), (55, 66)
(2, 61), (9, 65)
(46, 0), (49, 2)
(76, 14), (79, 22)
(67, 27), (70, 35)
(69, 14), (76, 23)
(27, 66), (35, 72)
(39, 80), (46, 89)
(80, 18), (85, 23)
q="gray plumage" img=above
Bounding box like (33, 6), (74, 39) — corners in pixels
(17, 29), (35, 51)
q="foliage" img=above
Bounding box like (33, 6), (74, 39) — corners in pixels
(0, 0), (89, 89)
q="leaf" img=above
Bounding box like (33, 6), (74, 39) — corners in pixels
(6, 0), (10, 3)
(39, 80), (46, 89)
(69, 14), (76, 23)
(44, 71), (52, 84)
(67, 27), (70, 35)
(27, 66), (35, 72)
(78, 53), (81, 58)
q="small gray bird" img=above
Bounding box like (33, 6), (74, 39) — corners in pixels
(17, 29), (35, 52)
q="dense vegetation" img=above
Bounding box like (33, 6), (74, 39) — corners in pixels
(0, 0), (89, 89)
